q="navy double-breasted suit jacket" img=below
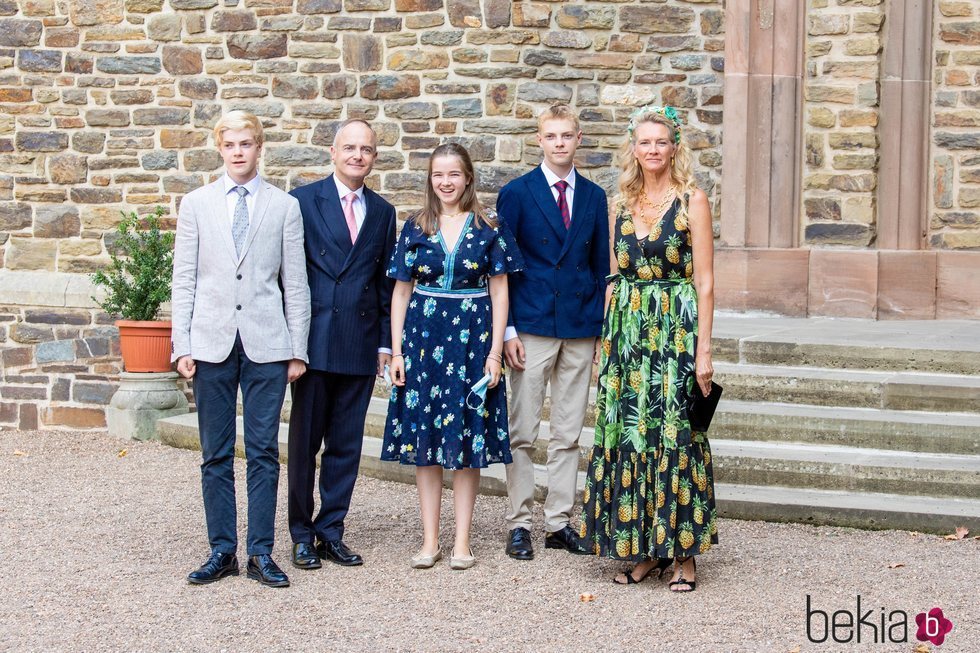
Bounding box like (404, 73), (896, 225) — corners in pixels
(496, 167), (609, 339)
(290, 175), (396, 376)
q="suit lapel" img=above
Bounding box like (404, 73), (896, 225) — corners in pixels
(237, 179), (271, 265)
(341, 187), (383, 275)
(315, 174), (354, 258)
(560, 176), (591, 260)
(527, 167), (567, 242)
(208, 181), (238, 263)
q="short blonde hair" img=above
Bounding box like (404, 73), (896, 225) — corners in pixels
(537, 104), (580, 132)
(213, 110), (264, 146)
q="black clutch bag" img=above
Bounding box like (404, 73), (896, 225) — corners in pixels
(689, 381), (723, 432)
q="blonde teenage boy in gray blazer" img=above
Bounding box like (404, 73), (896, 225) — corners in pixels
(172, 110), (310, 588)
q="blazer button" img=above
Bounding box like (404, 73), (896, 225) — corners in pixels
(337, 280), (342, 285)
(542, 238), (548, 244)
(360, 311), (366, 317)
(576, 291), (582, 297)
(556, 263), (561, 270)
(333, 308), (339, 314)
(555, 291), (560, 297)
(364, 285), (370, 291)
(236, 304), (241, 310)
(236, 274), (242, 280)
(319, 249), (325, 256)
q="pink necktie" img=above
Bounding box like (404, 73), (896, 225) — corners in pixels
(343, 192), (358, 243)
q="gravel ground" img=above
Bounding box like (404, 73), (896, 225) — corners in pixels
(0, 430), (977, 653)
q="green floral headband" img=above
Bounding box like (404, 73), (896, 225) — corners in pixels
(627, 105), (682, 144)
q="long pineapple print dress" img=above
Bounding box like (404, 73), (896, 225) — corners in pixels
(580, 196), (718, 561)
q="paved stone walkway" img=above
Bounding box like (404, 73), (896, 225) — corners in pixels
(1, 429), (977, 652)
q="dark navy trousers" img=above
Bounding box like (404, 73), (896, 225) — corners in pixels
(287, 370), (374, 544)
(193, 334), (287, 556)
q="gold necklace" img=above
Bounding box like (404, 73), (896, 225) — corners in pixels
(637, 185), (676, 226)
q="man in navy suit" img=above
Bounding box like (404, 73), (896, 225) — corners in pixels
(287, 119), (397, 569)
(497, 104), (609, 560)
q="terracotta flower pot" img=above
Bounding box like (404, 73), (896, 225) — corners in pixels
(116, 320), (173, 373)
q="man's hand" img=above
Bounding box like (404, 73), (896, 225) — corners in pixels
(377, 352), (392, 377)
(504, 337), (526, 371)
(287, 359), (306, 383)
(176, 355), (196, 379)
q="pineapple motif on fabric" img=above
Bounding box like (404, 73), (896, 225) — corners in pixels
(581, 197), (718, 561)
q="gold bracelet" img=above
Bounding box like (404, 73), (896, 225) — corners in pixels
(487, 352), (502, 362)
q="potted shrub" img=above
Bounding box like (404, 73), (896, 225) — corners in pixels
(91, 206), (175, 373)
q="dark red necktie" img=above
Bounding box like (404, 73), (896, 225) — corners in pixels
(554, 179), (570, 229)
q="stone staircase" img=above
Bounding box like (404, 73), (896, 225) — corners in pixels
(157, 315), (980, 534)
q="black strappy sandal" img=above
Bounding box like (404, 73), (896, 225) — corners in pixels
(669, 556), (697, 592)
(613, 558), (672, 585)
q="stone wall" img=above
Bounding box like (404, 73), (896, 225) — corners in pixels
(1, 272), (120, 430)
(802, 0), (883, 247)
(931, 1), (980, 250)
(0, 0), (724, 430)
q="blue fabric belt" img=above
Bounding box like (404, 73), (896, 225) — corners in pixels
(414, 285), (489, 299)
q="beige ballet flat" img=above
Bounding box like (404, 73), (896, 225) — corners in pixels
(449, 549), (475, 570)
(410, 549), (442, 569)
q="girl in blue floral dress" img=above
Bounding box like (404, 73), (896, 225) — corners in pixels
(384, 143), (524, 570)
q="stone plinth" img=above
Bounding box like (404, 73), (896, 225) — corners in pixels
(107, 372), (188, 441)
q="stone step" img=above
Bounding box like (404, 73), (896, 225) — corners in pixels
(281, 362), (980, 433)
(710, 440), (980, 500)
(361, 397), (980, 499)
(709, 400), (980, 456)
(365, 395), (980, 458)
(713, 362), (980, 413)
(154, 412), (980, 535)
(712, 314), (980, 375)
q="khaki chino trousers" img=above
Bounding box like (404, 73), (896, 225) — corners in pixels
(505, 333), (595, 533)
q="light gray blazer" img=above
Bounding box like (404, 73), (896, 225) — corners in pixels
(171, 176), (310, 365)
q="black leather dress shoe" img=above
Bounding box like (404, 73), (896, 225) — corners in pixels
(545, 525), (590, 555)
(291, 542), (322, 570)
(187, 551), (239, 585)
(316, 539), (363, 566)
(506, 527), (534, 560)
(246, 554), (290, 587)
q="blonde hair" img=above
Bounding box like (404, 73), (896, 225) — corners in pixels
(413, 143), (496, 236)
(537, 103), (580, 132)
(213, 110), (264, 146)
(616, 109), (696, 228)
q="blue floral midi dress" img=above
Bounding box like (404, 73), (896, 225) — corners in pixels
(382, 212), (525, 470)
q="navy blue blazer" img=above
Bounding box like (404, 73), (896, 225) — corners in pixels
(496, 167), (609, 339)
(291, 175), (396, 376)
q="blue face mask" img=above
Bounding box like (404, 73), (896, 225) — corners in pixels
(465, 373), (493, 411)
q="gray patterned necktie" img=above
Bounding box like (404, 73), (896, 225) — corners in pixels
(232, 186), (248, 257)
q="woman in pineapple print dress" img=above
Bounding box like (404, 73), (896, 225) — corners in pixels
(384, 143), (524, 570)
(580, 105), (717, 592)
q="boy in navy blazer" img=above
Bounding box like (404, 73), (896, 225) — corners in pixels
(286, 119), (397, 570)
(497, 104), (609, 560)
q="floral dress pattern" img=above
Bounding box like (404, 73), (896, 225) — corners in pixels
(382, 212), (525, 470)
(580, 197), (718, 560)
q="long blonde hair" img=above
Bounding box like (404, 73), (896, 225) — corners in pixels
(616, 107), (696, 228)
(413, 143), (496, 235)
